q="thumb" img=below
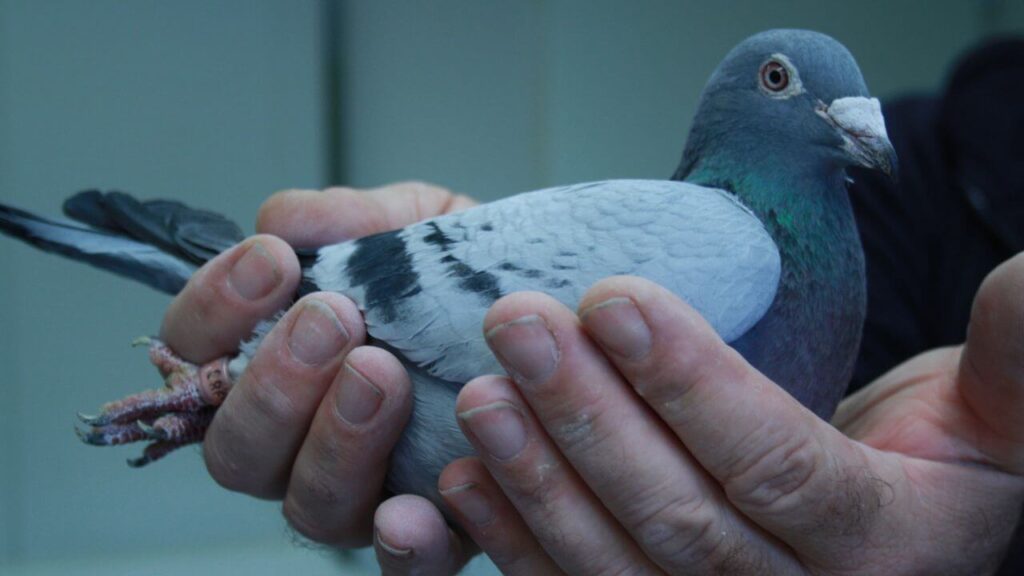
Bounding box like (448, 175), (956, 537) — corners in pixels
(958, 252), (1024, 474)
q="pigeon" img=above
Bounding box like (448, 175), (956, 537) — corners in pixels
(0, 29), (895, 505)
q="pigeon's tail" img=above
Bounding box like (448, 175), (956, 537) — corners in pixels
(0, 190), (246, 295)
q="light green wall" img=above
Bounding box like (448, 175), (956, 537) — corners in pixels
(341, 0), (1014, 198)
(1, 1), (1021, 574)
(0, 1), (343, 574)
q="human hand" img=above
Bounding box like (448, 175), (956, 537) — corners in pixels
(432, 254), (1024, 574)
(157, 183), (477, 552)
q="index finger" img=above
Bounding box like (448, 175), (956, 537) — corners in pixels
(256, 183), (477, 248)
(578, 277), (908, 567)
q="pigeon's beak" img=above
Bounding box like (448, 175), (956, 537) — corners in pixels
(818, 97), (898, 180)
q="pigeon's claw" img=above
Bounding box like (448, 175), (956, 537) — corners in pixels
(123, 410), (216, 467)
(76, 338), (234, 466)
(75, 422), (151, 446)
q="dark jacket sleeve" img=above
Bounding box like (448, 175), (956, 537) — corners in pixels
(848, 97), (946, 389)
(847, 37), (1024, 573)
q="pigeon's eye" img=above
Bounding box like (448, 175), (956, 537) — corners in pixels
(759, 60), (789, 92)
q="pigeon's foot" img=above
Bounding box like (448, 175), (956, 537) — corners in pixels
(76, 337), (234, 466)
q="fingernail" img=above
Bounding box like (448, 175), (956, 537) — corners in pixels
(580, 297), (652, 359)
(440, 482), (494, 526)
(458, 401), (527, 461)
(375, 528), (413, 559)
(228, 241), (281, 300)
(288, 300), (349, 365)
(335, 364), (383, 425)
(485, 315), (558, 383)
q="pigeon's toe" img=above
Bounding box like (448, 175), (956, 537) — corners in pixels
(76, 338), (233, 466)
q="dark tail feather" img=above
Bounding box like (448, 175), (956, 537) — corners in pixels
(63, 190), (244, 263)
(0, 190), (247, 295)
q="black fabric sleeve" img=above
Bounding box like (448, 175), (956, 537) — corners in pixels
(847, 97), (946, 392)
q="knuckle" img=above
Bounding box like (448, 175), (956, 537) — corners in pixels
(244, 369), (302, 430)
(720, 428), (821, 514)
(500, 463), (647, 575)
(550, 395), (612, 457)
(415, 192), (445, 222)
(502, 466), (580, 535)
(629, 488), (774, 575)
(291, 463), (342, 508)
(202, 425), (250, 493)
(322, 186), (364, 207)
(398, 180), (456, 219)
(306, 416), (368, 475)
(534, 524), (626, 575)
(630, 476), (780, 573)
(305, 420), (346, 465)
(632, 491), (724, 564)
(536, 399), (642, 502)
(635, 334), (728, 409)
(507, 457), (566, 511)
(627, 484), (775, 575)
(257, 189), (311, 229)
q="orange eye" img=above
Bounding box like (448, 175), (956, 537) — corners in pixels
(760, 61), (789, 92)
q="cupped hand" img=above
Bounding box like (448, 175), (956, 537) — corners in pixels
(156, 183), (479, 557)
(160, 180), (1024, 575)
(437, 254), (1024, 575)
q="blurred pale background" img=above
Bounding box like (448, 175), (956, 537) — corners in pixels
(1, 1), (1021, 574)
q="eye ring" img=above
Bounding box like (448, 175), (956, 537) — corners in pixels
(759, 60), (790, 92)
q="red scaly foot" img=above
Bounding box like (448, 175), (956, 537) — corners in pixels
(75, 337), (235, 466)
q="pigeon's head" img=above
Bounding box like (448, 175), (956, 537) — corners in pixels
(677, 29), (897, 184)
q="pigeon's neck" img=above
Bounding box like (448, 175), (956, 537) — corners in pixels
(682, 157), (860, 278)
(682, 157), (866, 419)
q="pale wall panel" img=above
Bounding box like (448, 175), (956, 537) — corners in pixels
(541, 0), (1011, 185)
(339, 1), (1023, 194)
(340, 0), (545, 201)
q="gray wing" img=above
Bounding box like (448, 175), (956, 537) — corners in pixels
(310, 179), (781, 383)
